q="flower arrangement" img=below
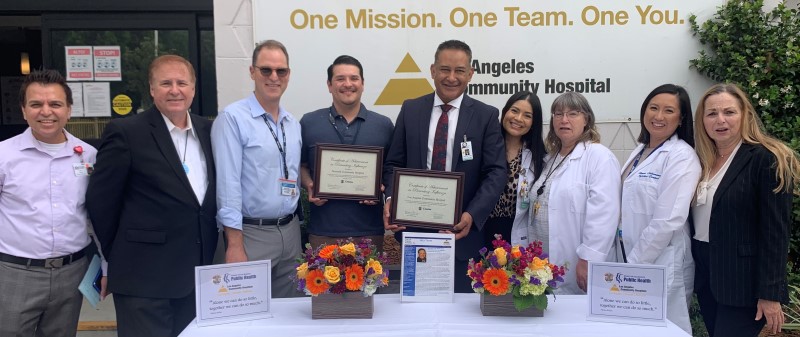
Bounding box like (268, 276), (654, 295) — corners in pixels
(294, 238), (389, 297)
(467, 235), (566, 311)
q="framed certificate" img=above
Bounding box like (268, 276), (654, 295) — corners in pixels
(390, 168), (464, 230)
(313, 143), (383, 200)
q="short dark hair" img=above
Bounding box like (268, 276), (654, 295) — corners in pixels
(637, 84), (694, 147)
(434, 40), (472, 64)
(252, 39), (290, 66)
(19, 69), (72, 107)
(149, 55), (196, 84)
(327, 55), (363, 82)
(500, 91), (547, 181)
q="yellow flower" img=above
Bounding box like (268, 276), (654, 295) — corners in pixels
(366, 258), (383, 276)
(296, 262), (308, 279)
(530, 257), (549, 271)
(511, 246), (522, 259)
(494, 247), (508, 266)
(339, 243), (356, 256)
(324, 266), (341, 284)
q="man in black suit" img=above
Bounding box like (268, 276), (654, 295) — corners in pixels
(86, 55), (217, 337)
(383, 40), (506, 292)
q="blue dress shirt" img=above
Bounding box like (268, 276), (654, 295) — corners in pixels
(212, 93), (302, 230)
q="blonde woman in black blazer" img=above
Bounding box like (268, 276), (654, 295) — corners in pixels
(691, 83), (799, 337)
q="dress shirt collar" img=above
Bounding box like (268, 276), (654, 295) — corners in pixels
(247, 93), (292, 123)
(17, 127), (82, 158)
(161, 111), (198, 139)
(433, 92), (465, 111)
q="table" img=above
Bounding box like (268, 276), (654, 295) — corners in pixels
(179, 294), (691, 337)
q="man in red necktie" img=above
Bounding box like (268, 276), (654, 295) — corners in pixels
(382, 40), (507, 292)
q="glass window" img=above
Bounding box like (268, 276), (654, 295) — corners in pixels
(50, 29), (189, 115)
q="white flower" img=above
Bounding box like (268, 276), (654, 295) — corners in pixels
(759, 99), (769, 106)
(753, 92), (760, 99)
(785, 102), (795, 109)
(722, 20), (730, 27)
(780, 86), (792, 94)
(752, 63), (761, 68)
(750, 80), (758, 87)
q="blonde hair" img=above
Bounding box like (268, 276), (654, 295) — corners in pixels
(694, 83), (800, 192)
(545, 92), (601, 153)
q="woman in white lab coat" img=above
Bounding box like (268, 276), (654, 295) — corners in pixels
(527, 92), (620, 294)
(486, 91), (546, 247)
(618, 84), (700, 334)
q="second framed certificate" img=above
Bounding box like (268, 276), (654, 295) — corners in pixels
(313, 143), (383, 201)
(390, 168), (464, 230)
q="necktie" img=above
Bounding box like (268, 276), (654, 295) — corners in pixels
(431, 104), (452, 171)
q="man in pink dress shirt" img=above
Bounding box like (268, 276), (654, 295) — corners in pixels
(0, 69), (99, 337)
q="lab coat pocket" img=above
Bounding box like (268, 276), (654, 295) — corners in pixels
(631, 181), (658, 215)
(569, 183), (588, 214)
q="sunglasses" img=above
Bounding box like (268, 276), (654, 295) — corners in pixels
(254, 66), (289, 78)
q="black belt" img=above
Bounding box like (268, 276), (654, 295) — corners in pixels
(0, 247), (86, 268)
(242, 214), (294, 226)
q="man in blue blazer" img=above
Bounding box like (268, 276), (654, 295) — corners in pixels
(87, 55), (217, 337)
(383, 40), (506, 292)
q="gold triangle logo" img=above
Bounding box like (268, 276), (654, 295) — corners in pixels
(376, 53), (433, 106)
(395, 53), (421, 73)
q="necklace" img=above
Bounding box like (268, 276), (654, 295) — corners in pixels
(532, 146), (576, 216)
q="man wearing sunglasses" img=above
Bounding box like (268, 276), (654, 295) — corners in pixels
(212, 39), (303, 298)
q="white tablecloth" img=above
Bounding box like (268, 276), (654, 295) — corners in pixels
(179, 294), (690, 337)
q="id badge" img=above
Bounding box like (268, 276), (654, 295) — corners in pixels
(460, 137), (474, 161)
(279, 178), (298, 196)
(73, 163), (94, 177)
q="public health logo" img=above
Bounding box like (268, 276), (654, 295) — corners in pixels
(375, 53), (434, 105)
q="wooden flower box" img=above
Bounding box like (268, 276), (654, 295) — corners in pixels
(480, 293), (544, 317)
(311, 292), (374, 319)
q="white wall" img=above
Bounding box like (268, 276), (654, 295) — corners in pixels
(212, 0), (793, 164)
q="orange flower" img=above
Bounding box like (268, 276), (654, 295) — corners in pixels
(345, 264), (365, 291)
(530, 257), (549, 271)
(305, 269), (329, 295)
(481, 268), (510, 295)
(511, 246), (522, 258)
(318, 245), (337, 260)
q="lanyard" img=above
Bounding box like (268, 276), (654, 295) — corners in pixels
(531, 146), (574, 217)
(260, 114), (289, 179)
(328, 107), (362, 145)
(627, 140), (667, 178)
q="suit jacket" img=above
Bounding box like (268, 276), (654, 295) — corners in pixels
(705, 143), (791, 306)
(383, 93), (506, 260)
(86, 107), (218, 299)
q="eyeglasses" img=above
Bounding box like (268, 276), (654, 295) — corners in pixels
(552, 110), (583, 119)
(253, 66), (289, 78)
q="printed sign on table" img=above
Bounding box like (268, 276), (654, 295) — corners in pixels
(587, 261), (667, 327)
(194, 260), (272, 327)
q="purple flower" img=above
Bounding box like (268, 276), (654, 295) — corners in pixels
(473, 281), (484, 289)
(479, 247), (488, 256)
(531, 277), (541, 285)
(297, 279), (306, 292)
(510, 275), (521, 286)
(547, 280), (557, 288)
(488, 255), (500, 269)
